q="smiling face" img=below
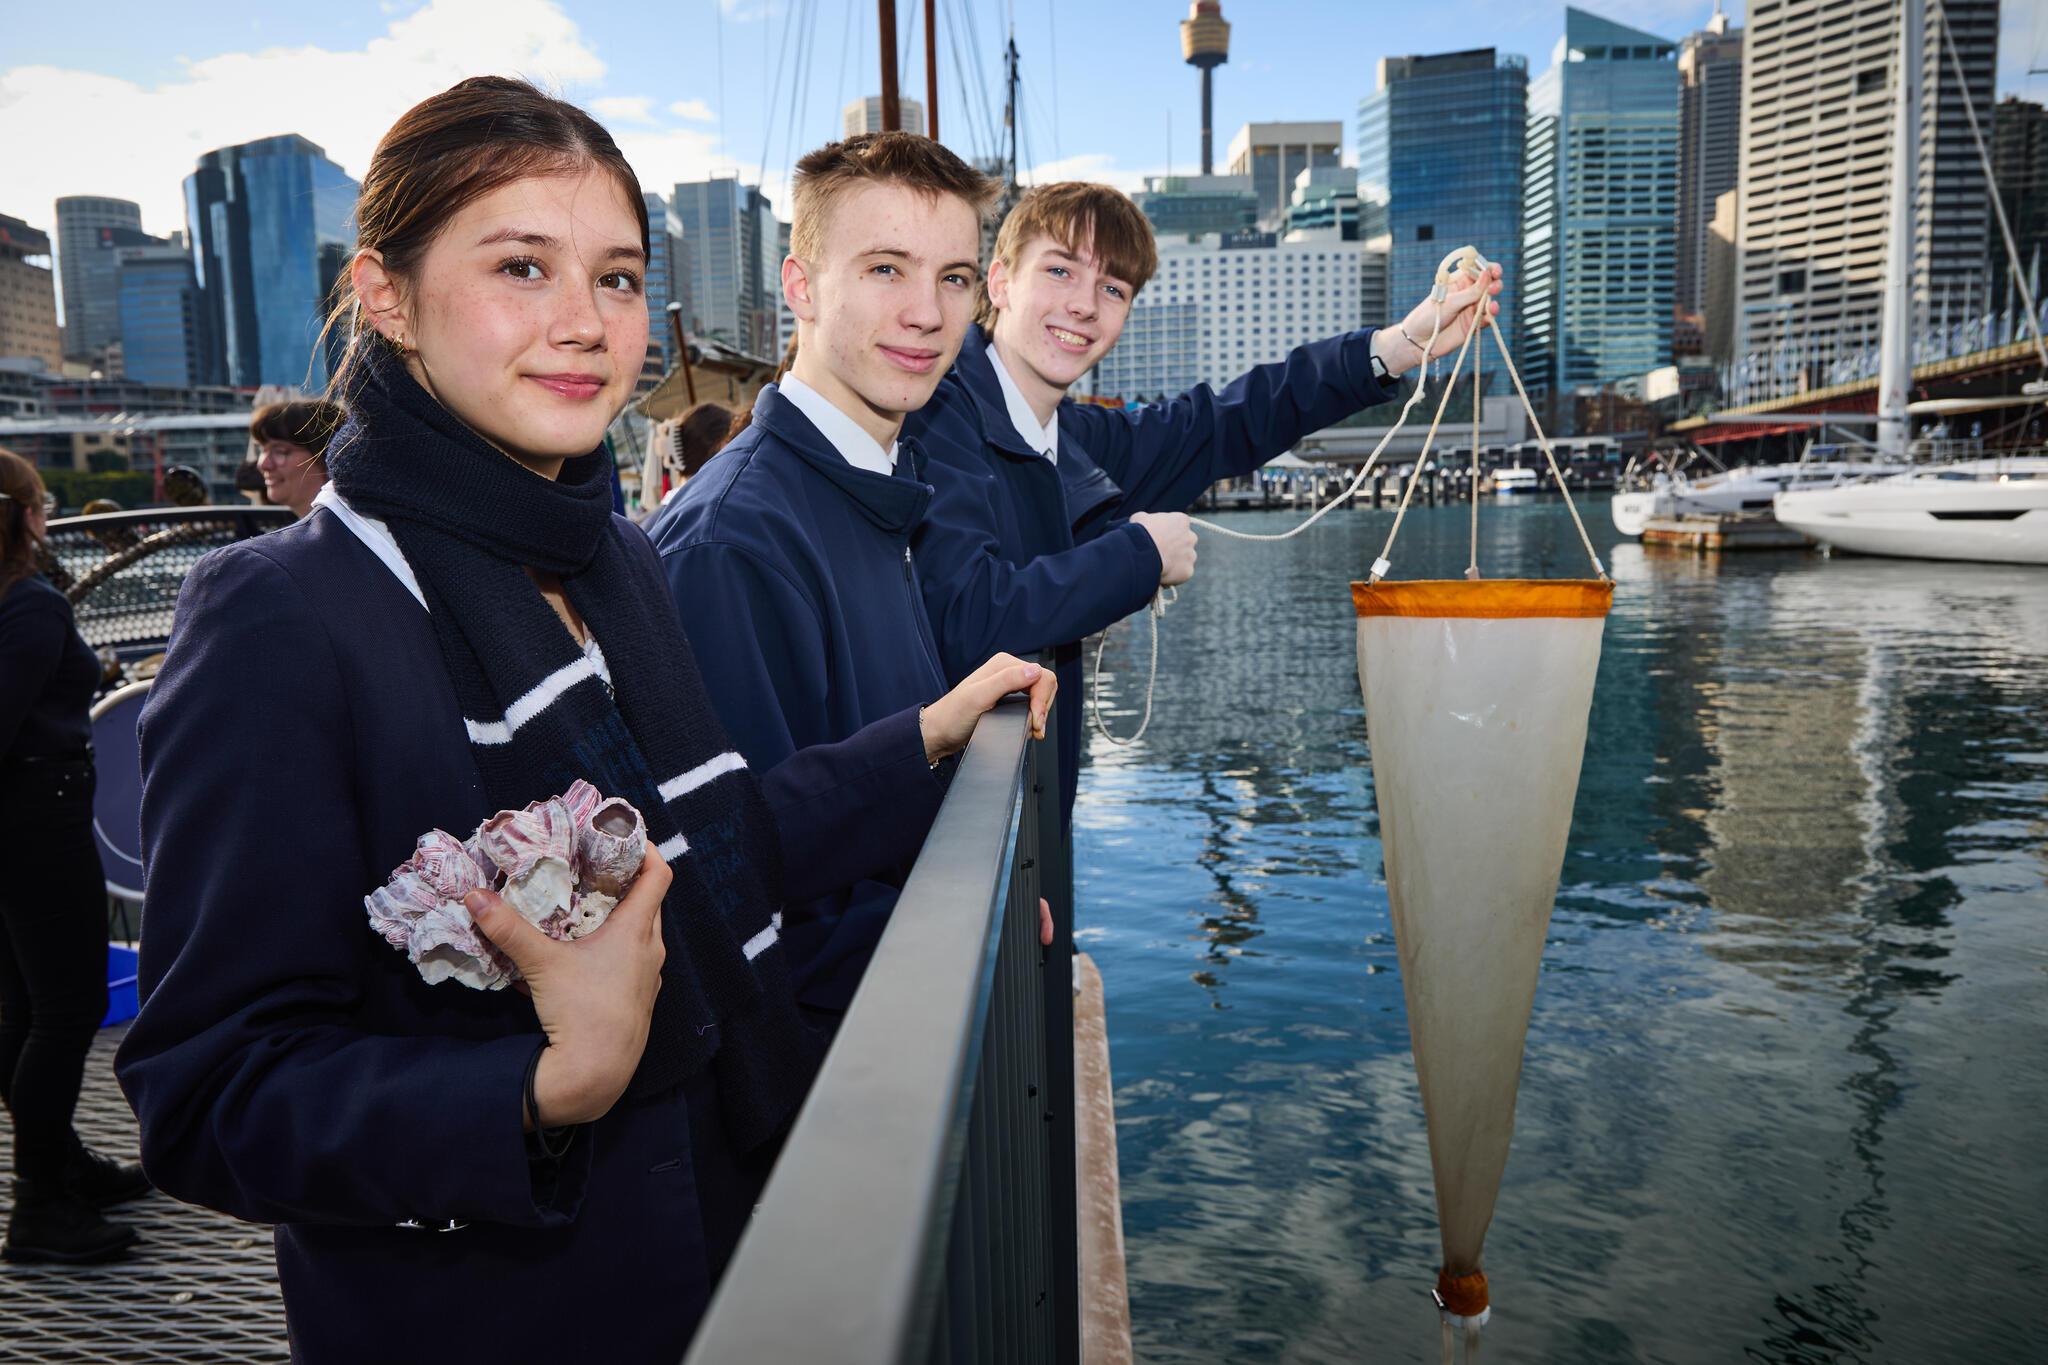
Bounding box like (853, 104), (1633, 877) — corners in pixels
(352, 167), (649, 478)
(255, 440), (328, 517)
(784, 180), (983, 448)
(987, 233), (1135, 416)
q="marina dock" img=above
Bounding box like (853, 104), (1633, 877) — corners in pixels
(1639, 512), (1814, 552)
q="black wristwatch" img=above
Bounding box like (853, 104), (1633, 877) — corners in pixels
(1370, 345), (1395, 387)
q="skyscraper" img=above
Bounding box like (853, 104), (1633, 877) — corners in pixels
(842, 95), (926, 138)
(184, 135), (358, 389)
(1358, 48), (1527, 387)
(1179, 1), (1230, 175)
(1225, 122), (1343, 232)
(0, 215), (63, 370)
(1520, 9), (1679, 417)
(1676, 7), (1742, 351)
(55, 196), (156, 361)
(643, 191), (686, 371)
(1133, 174), (1259, 240)
(1990, 97), (2047, 317)
(117, 238), (212, 388)
(1735, 0), (1997, 393)
(672, 178), (779, 357)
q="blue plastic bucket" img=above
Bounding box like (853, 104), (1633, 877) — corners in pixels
(103, 943), (140, 1027)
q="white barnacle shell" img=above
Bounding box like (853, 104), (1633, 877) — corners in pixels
(476, 800), (576, 883)
(408, 904), (512, 991)
(406, 829), (489, 902)
(560, 889), (617, 941)
(365, 871), (440, 951)
(557, 779), (603, 828)
(577, 798), (646, 899)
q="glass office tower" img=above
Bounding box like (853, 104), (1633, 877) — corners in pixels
(1358, 48), (1527, 385)
(184, 135), (358, 389)
(672, 178), (778, 357)
(117, 243), (211, 387)
(1520, 8), (1678, 412)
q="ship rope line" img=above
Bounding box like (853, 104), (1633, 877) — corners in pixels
(1091, 246), (1607, 747)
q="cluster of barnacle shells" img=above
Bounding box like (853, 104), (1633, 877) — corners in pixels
(365, 780), (647, 991)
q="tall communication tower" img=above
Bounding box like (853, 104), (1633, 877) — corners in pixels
(1180, 0), (1230, 175)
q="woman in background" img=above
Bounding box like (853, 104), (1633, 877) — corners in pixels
(0, 448), (149, 1265)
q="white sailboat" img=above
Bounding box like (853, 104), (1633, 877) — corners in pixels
(1610, 453), (1906, 537)
(1773, 455), (2048, 564)
(1773, 0), (2048, 567)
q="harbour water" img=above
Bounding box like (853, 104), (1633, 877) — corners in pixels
(1075, 497), (2048, 1364)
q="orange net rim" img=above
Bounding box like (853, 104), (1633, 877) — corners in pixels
(1351, 578), (1613, 620)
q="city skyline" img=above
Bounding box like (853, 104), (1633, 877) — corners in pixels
(5, 0), (2042, 255)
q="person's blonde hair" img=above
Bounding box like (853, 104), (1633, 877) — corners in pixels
(979, 182), (1158, 326)
(789, 132), (999, 262)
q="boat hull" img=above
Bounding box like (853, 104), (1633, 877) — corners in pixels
(1775, 480), (2048, 565)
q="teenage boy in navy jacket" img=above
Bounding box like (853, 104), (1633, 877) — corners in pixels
(904, 183), (1504, 818)
(646, 134), (1053, 1024)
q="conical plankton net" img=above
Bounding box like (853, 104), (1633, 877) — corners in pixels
(1352, 579), (1612, 1322)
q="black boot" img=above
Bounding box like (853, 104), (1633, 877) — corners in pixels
(2, 1178), (139, 1264)
(61, 1143), (152, 1209)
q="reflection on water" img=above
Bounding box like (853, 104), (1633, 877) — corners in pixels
(1075, 500), (2048, 1363)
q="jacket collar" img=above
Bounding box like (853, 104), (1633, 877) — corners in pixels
(751, 383), (932, 536)
(957, 326), (1126, 530)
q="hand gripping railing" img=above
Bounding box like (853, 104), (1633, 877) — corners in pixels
(685, 694), (1079, 1364)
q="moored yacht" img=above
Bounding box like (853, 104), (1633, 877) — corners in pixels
(1493, 466), (1539, 496)
(1610, 454), (1908, 537)
(1772, 456), (2048, 565)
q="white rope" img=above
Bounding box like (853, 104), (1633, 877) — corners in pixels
(1467, 326), (1482, 581)
(1478, 318), (1606, 580)
(1089, 585), (1174, 746)
(1371, 321), (1477, 583)
(1184, 289), (1457, 544)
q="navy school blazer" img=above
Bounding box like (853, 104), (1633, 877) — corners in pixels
(113, 508), (942, 1362)
(906, 324), (1396, 816)
(644, 384), (953, 1011)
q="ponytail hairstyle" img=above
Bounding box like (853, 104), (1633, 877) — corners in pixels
(320, 76), (651, 404)
(0, 447), (48, 602)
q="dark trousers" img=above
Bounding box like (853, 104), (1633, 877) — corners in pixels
(0, 758), (110, 1181)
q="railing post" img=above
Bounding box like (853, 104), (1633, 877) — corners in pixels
(1036, 686), (1080, 1365)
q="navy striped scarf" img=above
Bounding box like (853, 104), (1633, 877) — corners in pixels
(327, 341), (815, 1149)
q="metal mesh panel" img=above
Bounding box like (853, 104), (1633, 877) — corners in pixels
(40, 508), (291, 664)
(0, 1024), (288, 1362)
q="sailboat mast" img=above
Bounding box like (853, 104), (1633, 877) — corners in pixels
(1876, 0), (1921, 459)
(879, 0), (901, 132)
(924, 0), (939, 138)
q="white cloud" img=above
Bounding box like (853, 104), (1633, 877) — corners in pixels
(591, 94), (657, 124)
(0, 0), (609, 238)
(1020, 153), (1156, 194)
(669, 98), (717, 123)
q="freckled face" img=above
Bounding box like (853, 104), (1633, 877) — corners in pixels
(786, 181), (983, 444)
(394, 169), (649, 472)
(988, 234), (1134, 394)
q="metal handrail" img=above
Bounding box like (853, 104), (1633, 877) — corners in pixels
(685, 697), (1078, 1364)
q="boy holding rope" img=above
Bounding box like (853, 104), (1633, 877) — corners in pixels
(905, 182), (1502, 819)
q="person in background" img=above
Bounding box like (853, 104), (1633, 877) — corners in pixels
(0, 447), (151, 1265)
(671, 401), (735, 483)
(250, 399), (343, 519)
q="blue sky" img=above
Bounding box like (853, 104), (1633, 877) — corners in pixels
(4, 0), (2043, 239)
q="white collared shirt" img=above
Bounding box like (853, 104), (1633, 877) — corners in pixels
(986, 346), (1059, 464)
(778, 374), (899, 476)
(311, 483), (612, 684)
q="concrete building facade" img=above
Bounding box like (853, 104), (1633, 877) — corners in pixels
(1089, 230), (1368, 401)
(842, 95), (926, 138)
(1676, 10), (1743, 341)
(0, 215), (63, 371)
(1226, 122), (1343, 231)
(1734, 0), (1998, 395)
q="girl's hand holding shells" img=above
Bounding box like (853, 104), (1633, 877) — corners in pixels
(465, 845), (671, 1129)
